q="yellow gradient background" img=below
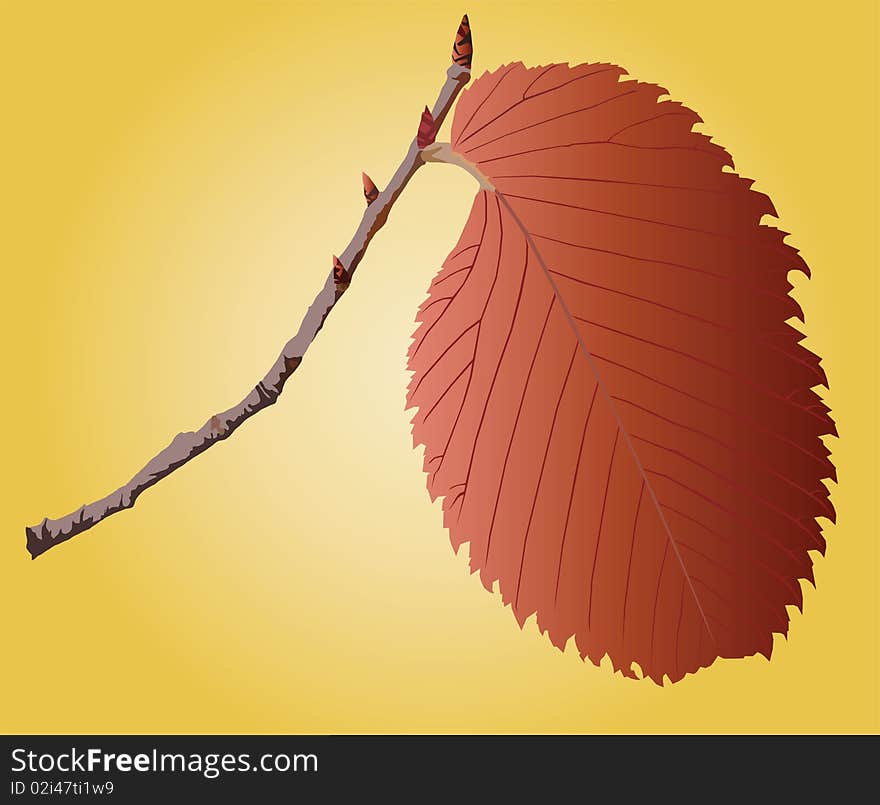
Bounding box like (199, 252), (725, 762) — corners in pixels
(2, 1), (877, 733)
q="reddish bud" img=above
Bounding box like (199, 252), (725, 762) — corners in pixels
(452, 14), (472, 69)
(332, 255), (349, 285)
(362, 172), (379, 205)
(417, 106), (437, 149)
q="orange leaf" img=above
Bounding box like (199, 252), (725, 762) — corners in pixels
(406, 62), (835, 683)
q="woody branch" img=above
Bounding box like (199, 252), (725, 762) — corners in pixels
(25, 15), (473, 559)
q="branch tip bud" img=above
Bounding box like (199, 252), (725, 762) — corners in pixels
(452, 14), (472, 69)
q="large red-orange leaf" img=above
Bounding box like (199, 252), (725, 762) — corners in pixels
(405, 62), (835, 684)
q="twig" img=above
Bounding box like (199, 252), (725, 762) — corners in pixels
(25, 15), (473, 559)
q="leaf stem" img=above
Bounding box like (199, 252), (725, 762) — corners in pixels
(422, 142), (495, 190)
